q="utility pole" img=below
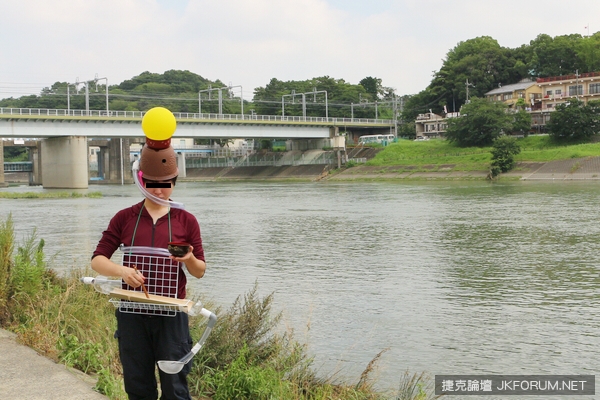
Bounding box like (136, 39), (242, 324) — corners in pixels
(199, 85), (243, 115)
(74, 74), (109, 115)
(393, 93), (398, 138)
(466, 79), (474, 104)
(281, 89), (327, 119)
(576, 69), (580, 100)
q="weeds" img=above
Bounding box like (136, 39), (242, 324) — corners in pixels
(395, 371), (441, 400)
(0, 214), (14, 320)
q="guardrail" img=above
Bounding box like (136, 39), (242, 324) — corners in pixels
(4, 162), (33, 172)
(0, 107), (393, 125)
(186, 153), (336, 168)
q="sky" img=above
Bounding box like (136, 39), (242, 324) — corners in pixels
(0, 0), (598, 102)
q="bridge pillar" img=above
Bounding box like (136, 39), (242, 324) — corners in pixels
(29, 143), (42, 186)
(107, 138), (133, 184)
(0, 140), (7, 188)
(41, 136), (88, 189)
(177, 152), (187, 178)
(96, 147), (105, 180)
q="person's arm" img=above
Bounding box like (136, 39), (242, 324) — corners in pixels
(171, 247), (206, 278)
(91, 255), (145, 288)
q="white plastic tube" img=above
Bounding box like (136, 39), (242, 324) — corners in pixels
(80, 276), (121, 294)
(132, 159), (185, 210)
(119, 245), (171, 257)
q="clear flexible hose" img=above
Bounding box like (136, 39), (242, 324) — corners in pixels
(132, 159), (185, 209)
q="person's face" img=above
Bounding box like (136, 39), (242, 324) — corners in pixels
(144, 179), (174, 201)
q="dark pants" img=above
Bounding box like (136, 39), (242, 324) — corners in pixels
(115, 310), (193, 400)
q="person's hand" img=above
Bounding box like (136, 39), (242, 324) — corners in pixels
(170, 245), (194, 263)
(121, 265), (145, 288)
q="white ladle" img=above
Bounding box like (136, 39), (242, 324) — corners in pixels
(158, 307), (217, 374)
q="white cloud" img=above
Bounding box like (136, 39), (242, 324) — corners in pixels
(0, 0), (599, 100)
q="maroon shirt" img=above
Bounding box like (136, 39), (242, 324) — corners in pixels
(93, 200), (204, 299)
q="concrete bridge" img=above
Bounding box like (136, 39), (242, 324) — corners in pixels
(0, 108), (394, 188)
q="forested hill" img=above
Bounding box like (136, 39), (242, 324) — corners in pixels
(0, 70), (396, 120)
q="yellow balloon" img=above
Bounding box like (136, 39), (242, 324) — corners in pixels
(142, 107), (176, 141)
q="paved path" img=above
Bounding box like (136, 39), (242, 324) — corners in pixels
(0, 328), (108, 400)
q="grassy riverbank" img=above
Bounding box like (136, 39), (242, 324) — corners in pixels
(0, 215), (439, 400)
(0, 191), (102, 199)
(364, 135), (600, 171)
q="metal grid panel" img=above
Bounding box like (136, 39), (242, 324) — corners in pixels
(116, 246), (181, 316)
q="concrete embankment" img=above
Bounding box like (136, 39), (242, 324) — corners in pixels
(184, 156), (600, 181)
(183, 164), (330, 181)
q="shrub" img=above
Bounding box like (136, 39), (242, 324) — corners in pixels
(489, 135), (521, 177)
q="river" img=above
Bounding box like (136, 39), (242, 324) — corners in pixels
(1, 181), (598, 397)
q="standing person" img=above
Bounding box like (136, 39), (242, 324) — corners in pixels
(91, 107), (206, 400)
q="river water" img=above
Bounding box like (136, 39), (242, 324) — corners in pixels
(1, 181), (599, 397)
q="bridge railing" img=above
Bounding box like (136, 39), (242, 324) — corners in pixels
(4, 161), (33, 172)
(0, 107), (393, 125)
(186, 152), (337, 169)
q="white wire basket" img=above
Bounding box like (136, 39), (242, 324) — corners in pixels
(108, 298), (195, 315)
(114, 245), (184, 316)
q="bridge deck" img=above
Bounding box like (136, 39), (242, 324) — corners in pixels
(0, 108), (393, 128)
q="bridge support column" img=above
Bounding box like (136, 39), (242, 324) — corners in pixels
(177, 152), (187, 178)
(41, 136), (88, 189)
(107, 138), (132, 184)
(0, 140), (7, 188)
(29, 143), (42, 186)
(96, 147), (106, 180)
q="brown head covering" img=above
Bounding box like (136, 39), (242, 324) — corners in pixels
(139, 108), (179, 181)
(139, 142), (178, 181)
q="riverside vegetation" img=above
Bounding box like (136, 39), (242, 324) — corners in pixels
(352, 134), (600, 173)
(0, 214), (440, 400)
(0, 191), (103, 199)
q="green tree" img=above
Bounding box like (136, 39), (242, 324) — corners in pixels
(359, 76), (383, 99)
(397, 122), (416, 139)
(547, 99), (600, 141)
(576, 32), (600, 73)
(512, 109), (532, 136)
(426, 36), (528, 115)
(490, 135), (521, 177)
(3, 147), (28, 162)
(529, 34), (584, 77)
(252, 76), (370, 118)
(445, 97), (512, 147)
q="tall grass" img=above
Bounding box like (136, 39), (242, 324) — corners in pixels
(367, 136), (600, 170)
(0, 214), (14, 319)
(0, 215), (440, 400)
